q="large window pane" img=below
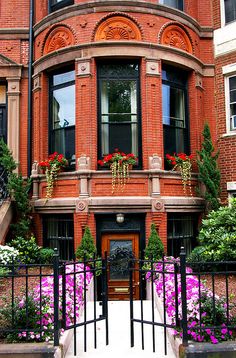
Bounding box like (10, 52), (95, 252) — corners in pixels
(159, 0), (183, 11)
(49, 0), (74, 12)
(162, 66), (189, 162)
(43, 215), (74, 261)
(98, 62), (141, 165)
(167, 214), (197, 257)
(225, 0), (236, 24)
(229, 76), (236, 130)
(50, 69), (75, 167)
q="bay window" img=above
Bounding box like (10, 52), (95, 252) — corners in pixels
(224, 0), (236, 24)
(49, 0), (74, 12)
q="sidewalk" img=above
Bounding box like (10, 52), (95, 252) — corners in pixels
(65, 301), (176, 358)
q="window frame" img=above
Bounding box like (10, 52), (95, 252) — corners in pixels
(97, 60), (142, 169)
(43, 214), (74, 261)
(223, 65), (236, 135)
(167, 213), (198, 258)
(48, 66), (76, 170)
(162, 65), (190, 165)
(49, 0), (74, 13)
(221, 0), (236, 26)
(0, 82), (7, 144)
(159, 0), (184, 11)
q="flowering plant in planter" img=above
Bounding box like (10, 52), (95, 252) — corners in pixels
(98, 149), (137, 193)
(39, 152), (68, 200)
(166, 153), (193, 195)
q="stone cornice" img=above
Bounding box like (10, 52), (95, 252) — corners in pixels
(0, 28), (29, 40)
(33, 1), (213, 39)
(33, 41), (215, 76)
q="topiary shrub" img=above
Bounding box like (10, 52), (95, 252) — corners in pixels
(39, 248), (54, 264)
(197, 123), (221, 212)
(75, 227), (97, 261)
(144, 223), (164, 261)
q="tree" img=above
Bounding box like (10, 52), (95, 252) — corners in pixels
(197, 123), (221, 211)
(75, 227), (97, 260)
(144, 223), (164, 260)
(0, 139), (32, 238)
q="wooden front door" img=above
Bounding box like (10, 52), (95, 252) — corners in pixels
(102, 233), (139, 300)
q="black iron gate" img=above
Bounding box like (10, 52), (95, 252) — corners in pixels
(57, 255), (109, 356)
(129, 251), (188, 356)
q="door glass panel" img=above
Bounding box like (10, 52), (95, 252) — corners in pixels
(109, 240), (133, 280)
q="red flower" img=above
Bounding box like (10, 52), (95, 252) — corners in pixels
(98, 160), (104, 166)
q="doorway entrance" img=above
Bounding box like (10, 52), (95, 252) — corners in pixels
(101, 232), (139, 300)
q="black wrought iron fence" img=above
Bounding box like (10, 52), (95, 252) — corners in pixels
(0, 164), (9, 204)
(129, 249), (236, 355)
(0, 252), (108, 355)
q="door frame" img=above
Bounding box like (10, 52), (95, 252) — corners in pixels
(101, 232), (140, 300)
(96, 213), (146, 300)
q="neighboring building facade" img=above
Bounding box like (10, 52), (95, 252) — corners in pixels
(1, 0), (226, 297)
(213, 0), (236, 202)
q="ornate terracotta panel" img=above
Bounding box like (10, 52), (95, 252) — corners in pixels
(43, 25), (75, 55)
(94, 15), (142, 41)
(160, 24), (193, 54)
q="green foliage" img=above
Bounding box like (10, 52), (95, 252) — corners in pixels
(9, 236), (40, 264)
(0, 140), (32, 238)
(188, 199), (236, 263)
(39, 248), (54, 264)
(197, 123), (221, 211)
(144, 223), (164, 261)
(0, 295), (39, 342)
(75, 227), (97, 261)
(0, 138), (17, 173)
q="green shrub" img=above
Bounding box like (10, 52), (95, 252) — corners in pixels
(9, 236), (40, 264)
(0, 295), (40, 342)
(188, 199), (236, 264)
(75, 227), (96, 261)
(144, 223), (164, 261)
(39, 248), (54, 264)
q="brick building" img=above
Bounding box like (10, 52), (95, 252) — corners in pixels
(1, 0), (234, 298)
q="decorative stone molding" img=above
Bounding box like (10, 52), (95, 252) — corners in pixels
(77, 61), (91, 77)
(31, 161), (39, 175)
(78, 154), (91, 170)
(160, 24), (193, 54)
(76, 200), (88, 212)
(149, 154), (162, 170)
(195, 72), (203, 89)
(146, 60), (160, 76)
(7, 77), (21, 168)
(32, 74), (41, 92)
(43, 25), (75, 55)
(94, 15), (142, 41)
(0, 54), (17, 65)
(152, 199), (164, 212)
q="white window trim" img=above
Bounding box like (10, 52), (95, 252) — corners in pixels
(220, 0), (226, 27)
(227, 182), (236, 202)
(223, 64), (236, 134)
